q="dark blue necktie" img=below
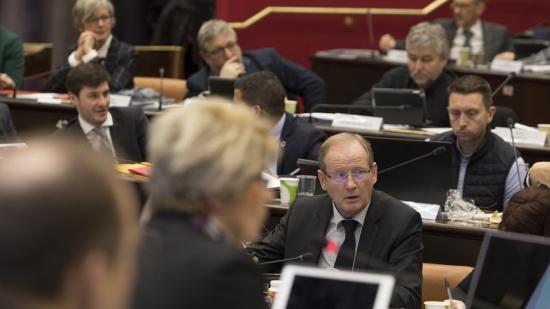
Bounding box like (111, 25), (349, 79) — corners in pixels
(334, 219), (358, 269)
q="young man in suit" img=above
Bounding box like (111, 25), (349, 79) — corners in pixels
(0, 139), (139, 309)
(246, 133), (423, 309)
(379, 0), (515, 63)
(234, 70), (326, 176)
(58, 62), (148, 163)
(187, 19), (325, 112)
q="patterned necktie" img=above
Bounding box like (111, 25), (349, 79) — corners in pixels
(463, 29), (473, 48)
(334, 219), (359, 269)
(93, 127), (114, 155)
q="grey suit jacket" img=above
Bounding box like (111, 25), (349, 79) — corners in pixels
(247, 191), (423, 309)
(56, 106), (148, 162)
(435, 18), (514, 63)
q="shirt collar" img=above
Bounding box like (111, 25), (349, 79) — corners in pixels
(271, 113), (286, 140)
(78, 112), (114, 134)
(459, 19), (482, 37)
(330, 199), (370, 227)
(97, 35), (113, 58)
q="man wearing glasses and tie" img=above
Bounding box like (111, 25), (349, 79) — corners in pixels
(246, 133), (423, 309)
(186, 19), (325, 112)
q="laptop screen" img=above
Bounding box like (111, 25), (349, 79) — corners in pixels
(273, 265), (394, 309)
(372, 88), (427, 127)
(467, 231), (550, 309)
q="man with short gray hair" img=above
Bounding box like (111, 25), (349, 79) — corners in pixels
(353, 22), (456, 127)
(187, 19), (325, 112)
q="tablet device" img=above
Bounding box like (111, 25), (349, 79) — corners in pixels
(372, 88), (427, 127)
(272, 265), (395, 309)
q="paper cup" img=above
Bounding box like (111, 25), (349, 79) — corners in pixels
(280, 177), (299, 207)
(285, 99), (297, 114)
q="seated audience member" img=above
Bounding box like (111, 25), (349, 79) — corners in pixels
(431, 75), (526, 211)
(45, 0), (135, 93)
(132, 100), (277, 309)
(56, 62), (147, 162)
(186, 19), (325, 112)
(527, 161), (550, 188)
(379, 0), (514, 63)
(246, 133), (423, 309)
(521, 46), (550, 65)
(354, 22), (455, 127)
(234, 71), (326, 175)
(448, 185), (550, 309)
(0, 139), (139, 309)
(0, 26), (24, 89)
(0, 103), (17, 142)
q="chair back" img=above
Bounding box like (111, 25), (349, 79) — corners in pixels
(134, 45), (184, 79)
(133, 76), (187, 101)
(422, 263), (473, 307)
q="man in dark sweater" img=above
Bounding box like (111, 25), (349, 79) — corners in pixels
(431, 75), (526, 211)
(353, 22), (455, 127)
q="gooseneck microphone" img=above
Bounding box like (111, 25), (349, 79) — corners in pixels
(378, 146), (447, 175)
(158, 67), (165, 111)
(491, 72), (516, 97)
(507, 117), (524, 190)
(257, 253), (313, 266)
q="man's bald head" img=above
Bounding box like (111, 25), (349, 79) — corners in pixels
(0, 139), (138, 308)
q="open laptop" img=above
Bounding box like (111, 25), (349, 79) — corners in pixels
(207, 76), (237, 100)
(372, 88), (427, 127)
(272, 265), (395, 309)
(466, 231), (550, 309)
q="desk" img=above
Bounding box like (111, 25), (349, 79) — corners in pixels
(266, 203), (491, 267)
(311, 51), (550, 127)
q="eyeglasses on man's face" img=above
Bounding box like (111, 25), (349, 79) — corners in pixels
(322, 168), (371, 184)
(87, 14), (113, 24)
(206, 41), (238, 57)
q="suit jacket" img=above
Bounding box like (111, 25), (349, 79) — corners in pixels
(0, 103), (17, 142)
(132, 211), (267, 309)
(186, 48), (325, 112)
(435, 18), (514, 63)
(44, 36), (136, 93)
(56, 106), (148, 162)
(278, 112), (326, 175)
(247, 191), (423, 309)
(0, 26), (23, 89)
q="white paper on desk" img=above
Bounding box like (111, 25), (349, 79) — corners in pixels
(17, 93), (64, 104)
(403, 201), (440, 220)
(382, 49), (408, 64)
(262, 172), (280, 189)
(492, 126), (547, 146)
(421, 127), (452, 135)
(523, 64), (550, 73)
(110, 94), (132, 107)
(490, 59), (523, 73)
(332, 114), (383, 132)
(297, 112), (340, 122)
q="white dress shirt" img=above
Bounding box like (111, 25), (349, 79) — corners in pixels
(269, 113), (286, 175)
(78, 113), (116, 158)
(450, 20), (483, 61)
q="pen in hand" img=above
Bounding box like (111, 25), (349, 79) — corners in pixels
(445, 277), (453, 302)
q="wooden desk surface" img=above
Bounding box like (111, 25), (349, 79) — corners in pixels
(311, 51), (550, 127)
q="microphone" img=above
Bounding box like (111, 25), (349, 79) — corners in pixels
(158, 67), (165, 111)
(491, 72), (516, 97)
(507, 117), (524, 190)
(378, 146), (447, 175)
(257, 253), (313, 266)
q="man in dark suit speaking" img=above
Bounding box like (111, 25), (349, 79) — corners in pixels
(234, 71), (326, 176)
(57, 62), (148, 163)
(379, 0), (514, 63)
(246, 133), (423, 309)
(186, 19), (325, 112)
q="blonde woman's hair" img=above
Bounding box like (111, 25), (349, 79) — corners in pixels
(148, 99), (277, 213)
(73, 0), (115, 31)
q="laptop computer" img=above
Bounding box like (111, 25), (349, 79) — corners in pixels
(371, 88), (427, 127)
(466, 231), (550, 309)
(207, 76), (236, 100)
(272, 265), (395, 309)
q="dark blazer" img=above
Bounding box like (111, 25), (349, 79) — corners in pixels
(44, 36), (136, 93)
(56, 106), (148, 162)
(435, 18), (514, 63)
(0, 103), (17, 142)
(186, 48), (325, 112)
(132, 211), (267, 309)
(0, 26), (23, 89)
(278, 112), (326, 175)
(247, 191), (423, 309)
(352, 66), (456, 127)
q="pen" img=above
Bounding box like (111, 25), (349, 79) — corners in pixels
(444, 277), (454, 303)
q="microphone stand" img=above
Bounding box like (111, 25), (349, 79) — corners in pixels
(507, 118), (524, 190)
(158, 67), (164, 111)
